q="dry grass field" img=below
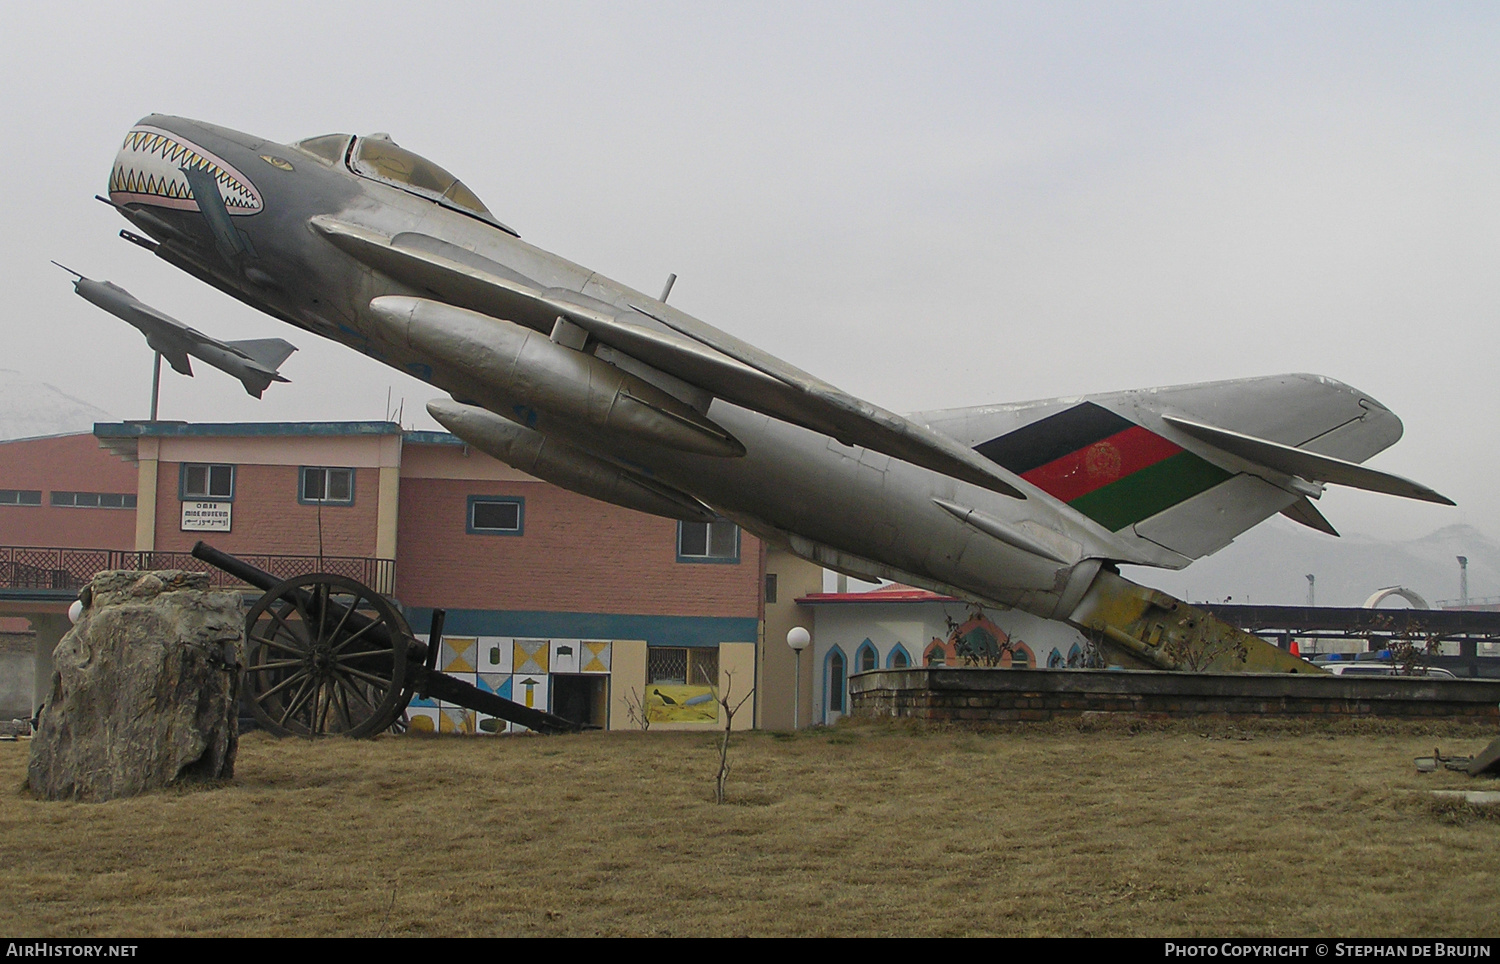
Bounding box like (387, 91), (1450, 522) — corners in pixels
(2, 717), (1498, 938)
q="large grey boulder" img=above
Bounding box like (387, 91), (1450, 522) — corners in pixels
(28, 570), (243, 801)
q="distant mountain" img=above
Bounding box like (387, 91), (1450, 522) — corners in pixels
(0, 370), (114, 440)
(1124, 518), (1500, 609)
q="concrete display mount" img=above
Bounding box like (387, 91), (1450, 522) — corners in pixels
(849, 667), (1500, 723)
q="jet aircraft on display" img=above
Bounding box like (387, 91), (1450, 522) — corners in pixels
(56, 264), (297, 399)
(93, 116), (1455, 672)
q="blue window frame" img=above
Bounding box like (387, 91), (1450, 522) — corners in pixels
(677, 520), (739, 564)
(180, 463), (234, 501)
(468, 495), (524, 536)
(824, 645), (847, 720)
(855, 639), (879, 674)
(887, 643), (912, 669)
(298, 467), (355, 505)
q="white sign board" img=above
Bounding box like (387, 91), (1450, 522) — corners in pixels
(181, 501), (231, 531)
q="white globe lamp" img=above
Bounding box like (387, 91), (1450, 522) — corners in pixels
(786, 626), (810, 728)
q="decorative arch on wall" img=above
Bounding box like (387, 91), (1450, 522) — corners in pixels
(824, 645), (848, 722)
(1047, 648), (1064, 668)
(1005, 642), (1035, 669)
(1361, 586), (1431, 609)
(855, 638), (879, 674)
(923, 637), (952, 667)
(1067, 643), (1084, 668)
(887, 643), (913, 669)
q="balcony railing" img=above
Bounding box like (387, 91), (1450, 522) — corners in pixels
(0, 546), (394, 596)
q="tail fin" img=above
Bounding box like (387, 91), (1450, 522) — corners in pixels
(917, 374), (1446, 567)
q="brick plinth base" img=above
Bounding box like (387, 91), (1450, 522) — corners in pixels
(849, 668), (1500, 722)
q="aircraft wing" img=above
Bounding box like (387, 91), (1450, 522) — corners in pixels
(144, 337), (194, 377)
(311, 217), (1026, 498)
(223, 337), (297, 372)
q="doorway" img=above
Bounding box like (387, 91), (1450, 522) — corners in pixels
(551, 674), (608, 728)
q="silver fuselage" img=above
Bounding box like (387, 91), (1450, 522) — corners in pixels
(102, 116), (1223, 620)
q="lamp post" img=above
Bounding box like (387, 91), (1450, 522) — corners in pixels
(786, 626), (810, 730)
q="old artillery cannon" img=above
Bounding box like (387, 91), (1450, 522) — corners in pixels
(191, 541), (585, 737)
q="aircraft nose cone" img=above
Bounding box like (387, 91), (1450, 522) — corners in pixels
(108, 116), (264, 217)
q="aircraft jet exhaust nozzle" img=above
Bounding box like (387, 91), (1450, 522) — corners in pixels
(427, 398), (718, 523)
(372, 296), (743, 459)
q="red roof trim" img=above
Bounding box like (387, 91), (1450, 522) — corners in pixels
(796, 587), (959, 605)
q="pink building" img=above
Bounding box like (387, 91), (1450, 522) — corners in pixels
(1, 421), (819, 729)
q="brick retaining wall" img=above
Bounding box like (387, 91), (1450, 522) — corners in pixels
(848, 668), (1500, 722)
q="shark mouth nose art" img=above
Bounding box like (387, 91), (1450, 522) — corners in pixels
(108, 125), (262, 215)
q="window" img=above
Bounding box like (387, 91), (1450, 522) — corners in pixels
(648, 646), (718, 686)
(856, 640), (878, 673)
(764, 573), (778, 604)
(826, 648), (847, 716)
(50, 492), (136, 509)
(348, 135), (513, 232)
(292, 133), (352, 165)
(300, 467), (355, 505)
(677, 520), (739, 563)
(887, 645), (911, 669)
(182, 464), (234, 500)
(0, 490), (41, 506)
(468, 496), (524, 535)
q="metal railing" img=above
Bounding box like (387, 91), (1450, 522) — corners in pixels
(1437, 595), (1500, 609)
(0, 546), (394, 595)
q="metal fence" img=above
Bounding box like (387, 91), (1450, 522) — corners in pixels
(0, 546), (394, 595)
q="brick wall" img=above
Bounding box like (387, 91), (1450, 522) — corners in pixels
(396, 476), (762, 617)
(153, 462), (380, 557)
(0, 434), (137, 549)
(850, 667), (1500, 722)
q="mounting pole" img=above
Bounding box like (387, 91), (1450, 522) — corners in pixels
(149, 351), (162, 421)
(659, 273), (677, 303)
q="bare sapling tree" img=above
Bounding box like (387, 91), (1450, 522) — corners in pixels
(699, 665), (755, 804)
(623, 686), (651, 731)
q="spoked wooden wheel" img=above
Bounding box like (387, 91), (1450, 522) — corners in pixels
(243, 574), (412, 738)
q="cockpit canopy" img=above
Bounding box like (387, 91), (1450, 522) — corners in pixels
(292, 132), (517, 236)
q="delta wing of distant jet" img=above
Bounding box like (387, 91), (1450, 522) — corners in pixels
(92, 116), (1455, 672)
(57, 263), (296, 399)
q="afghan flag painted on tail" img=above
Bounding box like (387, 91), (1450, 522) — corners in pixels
(974, 402), (1231, 532)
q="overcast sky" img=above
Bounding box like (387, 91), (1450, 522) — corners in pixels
(2, 2), (1495, 545)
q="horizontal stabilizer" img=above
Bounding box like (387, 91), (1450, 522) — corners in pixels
(236, 369), (287, 399)
(224, 337), (297, 371)
(1161, 414), (1454, 505)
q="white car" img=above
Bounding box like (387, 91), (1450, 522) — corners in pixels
(1321, 662), (1457, 679)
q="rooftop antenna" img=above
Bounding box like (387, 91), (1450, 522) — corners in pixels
(659, 273), (677, 303)
(1306, 574), (1316, 607)
(1458, 556), (1469, 608)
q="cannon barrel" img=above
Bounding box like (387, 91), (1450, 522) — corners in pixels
(191, 540), (431, 663)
